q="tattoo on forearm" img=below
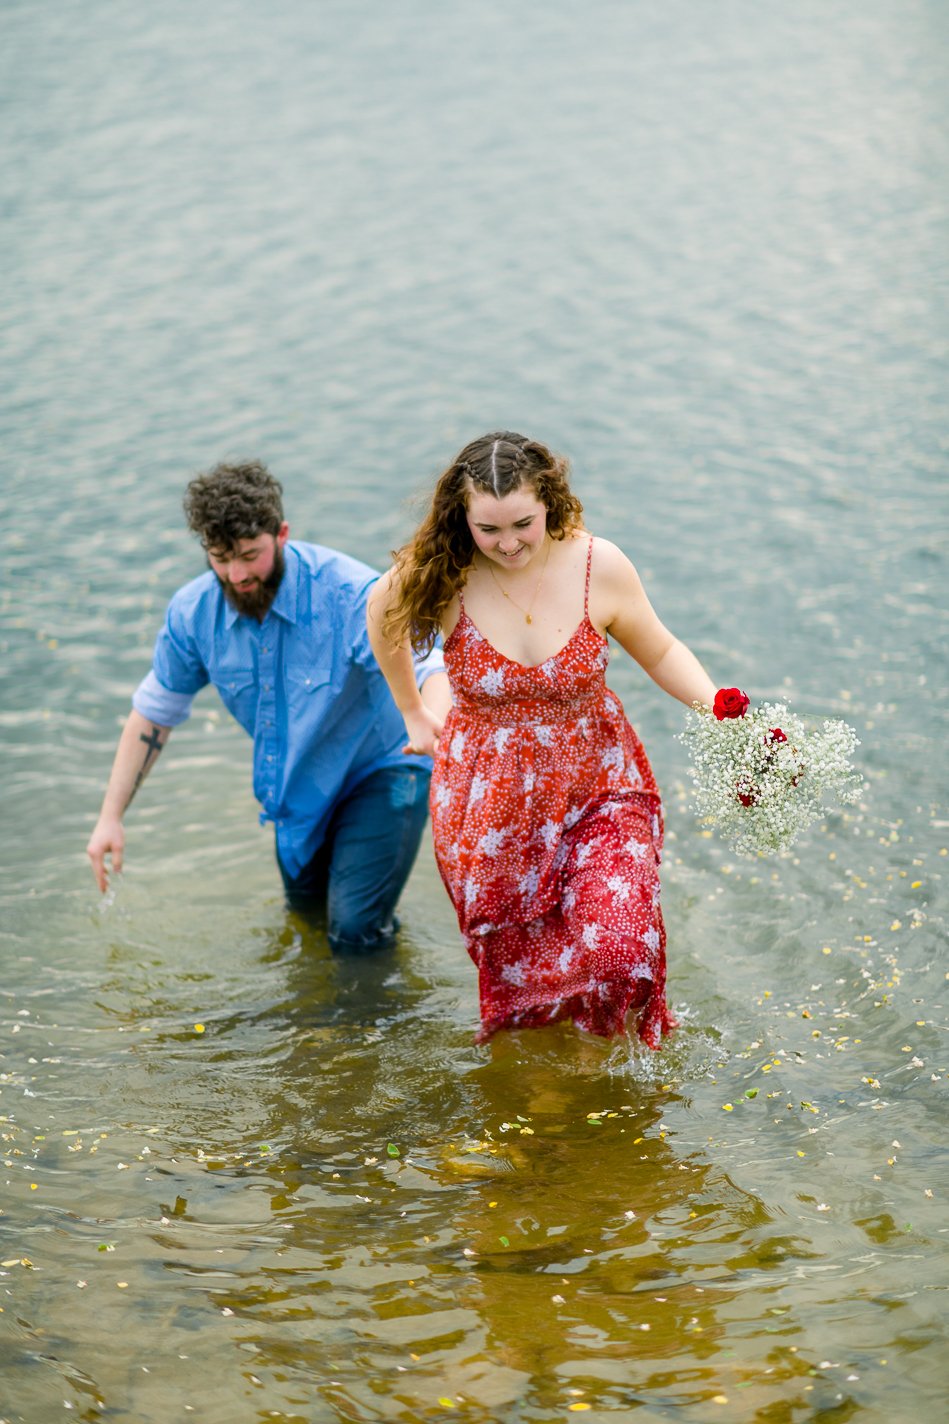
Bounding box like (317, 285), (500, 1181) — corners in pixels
(128, 725), (164, 806)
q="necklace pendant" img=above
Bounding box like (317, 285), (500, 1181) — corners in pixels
(525, 613), (532, 624)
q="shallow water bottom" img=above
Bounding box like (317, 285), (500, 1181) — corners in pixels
(2, 833), (946, 1424)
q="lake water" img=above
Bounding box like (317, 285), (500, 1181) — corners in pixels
(2, 1), (947, 1420)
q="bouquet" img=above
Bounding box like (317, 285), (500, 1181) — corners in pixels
(679, 688), (862, 856)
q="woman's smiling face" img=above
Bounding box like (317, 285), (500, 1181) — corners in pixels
(466, 486), (549, 569)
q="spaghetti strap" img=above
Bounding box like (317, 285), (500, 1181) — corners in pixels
(583, 537), (594, 613)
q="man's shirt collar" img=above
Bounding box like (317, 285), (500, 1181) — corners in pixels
(221, 543), (301, 629)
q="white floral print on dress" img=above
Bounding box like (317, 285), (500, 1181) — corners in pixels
(478, 827), (509, 856)
(519, 867), (541, 899)
(607, 874), (631, 901)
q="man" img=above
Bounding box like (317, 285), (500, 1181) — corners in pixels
(86, 459), (450, 953)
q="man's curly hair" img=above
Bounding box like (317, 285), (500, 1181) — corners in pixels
(183, 460), (284, 551)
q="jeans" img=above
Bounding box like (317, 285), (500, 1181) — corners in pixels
(277, 765), (431, 954)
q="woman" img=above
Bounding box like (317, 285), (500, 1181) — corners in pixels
(367, 431), (719, 1044)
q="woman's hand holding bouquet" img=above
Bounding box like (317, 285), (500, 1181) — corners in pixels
(681, 688), (861, 855)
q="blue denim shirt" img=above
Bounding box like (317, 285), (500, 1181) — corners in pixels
(132, 541), (443, 876)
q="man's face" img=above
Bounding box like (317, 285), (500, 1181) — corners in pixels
(206, 523), (289, 618)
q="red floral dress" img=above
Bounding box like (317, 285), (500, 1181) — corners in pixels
(432, 539), (677, 1045)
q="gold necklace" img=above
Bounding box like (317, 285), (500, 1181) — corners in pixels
(484, 539), (551, 624)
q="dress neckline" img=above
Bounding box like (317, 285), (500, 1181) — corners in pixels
(447, 605), (605, 671)
(447, 535), (602, 670)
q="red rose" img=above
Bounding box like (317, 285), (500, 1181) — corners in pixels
(767, 727), (787, 744)
(736, 778), (758, 807)
(713, 687), (750, 721)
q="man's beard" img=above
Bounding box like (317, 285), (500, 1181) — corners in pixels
(217, 544), (286, 619)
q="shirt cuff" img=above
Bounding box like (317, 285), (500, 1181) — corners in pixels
(413, 646), (446, 689)
(132, 670), (196, 727)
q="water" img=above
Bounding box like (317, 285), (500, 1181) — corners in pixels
(2, 1), (948, 1418)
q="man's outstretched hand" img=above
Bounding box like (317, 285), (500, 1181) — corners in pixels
(86, 814), (125, 893)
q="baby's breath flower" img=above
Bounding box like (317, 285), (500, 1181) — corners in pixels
(679, 701), (861, 855)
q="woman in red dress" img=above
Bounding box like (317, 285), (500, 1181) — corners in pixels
(367, 432), (718, 1044)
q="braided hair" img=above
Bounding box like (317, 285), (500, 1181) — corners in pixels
(385, 431), (584, 654)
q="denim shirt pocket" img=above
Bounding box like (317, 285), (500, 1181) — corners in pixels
(286, 665), (335, 715)
(216, 668), (259, 729)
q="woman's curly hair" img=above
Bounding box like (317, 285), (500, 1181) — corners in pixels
(183, 459), (284, 551)
(386, 432), (584, 654)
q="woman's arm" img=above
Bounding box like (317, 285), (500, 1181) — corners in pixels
(367, 570), (446, 757)
(593, 539), (717, 708)
(420, 670), (453, 723)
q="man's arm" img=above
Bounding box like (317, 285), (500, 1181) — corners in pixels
(86, 710), (172, 892)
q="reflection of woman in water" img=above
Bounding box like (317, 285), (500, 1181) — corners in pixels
(368, 432), (719, 1044)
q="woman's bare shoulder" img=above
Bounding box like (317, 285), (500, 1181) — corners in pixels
(589, 535), (641, 583)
